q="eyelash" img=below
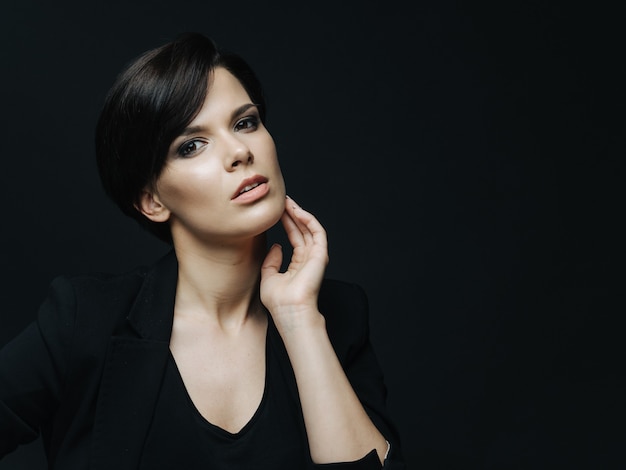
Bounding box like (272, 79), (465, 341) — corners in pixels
(235, 115), (260, 132)
(177, 139), (207, 158)
(176, 114), (261, 158)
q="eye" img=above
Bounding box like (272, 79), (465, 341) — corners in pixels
(177, 139), (208, 158)
(234, 115), (259, 132)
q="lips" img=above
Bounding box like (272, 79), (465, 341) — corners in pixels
(232, 175), (269, 200)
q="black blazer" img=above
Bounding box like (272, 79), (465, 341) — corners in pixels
(0, 250), (404, 469)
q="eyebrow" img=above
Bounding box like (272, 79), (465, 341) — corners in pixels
(177, 103), (260, 138)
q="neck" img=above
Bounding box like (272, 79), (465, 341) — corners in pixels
(171, 233), (268, 331)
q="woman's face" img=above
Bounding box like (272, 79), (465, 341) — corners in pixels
(146, 67), (286, 246)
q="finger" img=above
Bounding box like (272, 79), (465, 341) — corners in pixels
(281, 210), (306, 248)
(284, 197), (316, 244)
(282, 196), (319, 248)
(284, 197), (310, 236)
(286, 198), (327, 249)
(261, 243), (283, 276)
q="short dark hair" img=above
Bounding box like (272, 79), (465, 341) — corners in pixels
(95, 32), (267, 244)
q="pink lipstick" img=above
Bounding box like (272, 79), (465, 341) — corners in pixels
(231, 175), (269, 203)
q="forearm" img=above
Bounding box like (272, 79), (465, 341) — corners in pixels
(277, 311), (388, 465)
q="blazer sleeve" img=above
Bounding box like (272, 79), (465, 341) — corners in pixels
(316, 280), (406, 470)
(0, 276), (77, 457)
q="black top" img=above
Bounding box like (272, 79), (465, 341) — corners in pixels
(139, 336), (310, 468)
(0, 250), (405, 469)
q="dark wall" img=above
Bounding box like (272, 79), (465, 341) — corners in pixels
(1, 1), (624, 468)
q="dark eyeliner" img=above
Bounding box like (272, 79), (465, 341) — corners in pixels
(235, 115), (259, 131)
(177, 139), (203, 157)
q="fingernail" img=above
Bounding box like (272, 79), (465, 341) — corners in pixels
(285, 194), (299, 209)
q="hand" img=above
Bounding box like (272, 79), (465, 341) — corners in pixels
(260, 196), (329, 330)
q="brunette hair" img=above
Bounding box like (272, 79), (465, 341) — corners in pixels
(95, 32), (266, 244)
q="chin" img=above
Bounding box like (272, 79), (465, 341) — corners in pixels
(265, 197), (286, 229)
(248, 194), (285, 235)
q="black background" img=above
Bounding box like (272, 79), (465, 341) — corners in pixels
(1, 1), (624, 468)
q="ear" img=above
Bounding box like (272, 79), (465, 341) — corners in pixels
(135, 190), (171, 223)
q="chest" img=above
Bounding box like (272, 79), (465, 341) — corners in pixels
(136, 329), (310, 469)
(169, 322), (267, 434)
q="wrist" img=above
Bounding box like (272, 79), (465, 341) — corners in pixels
(271, 307), (326, 337)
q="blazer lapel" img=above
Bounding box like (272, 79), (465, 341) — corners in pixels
(90, 251), (178, 470)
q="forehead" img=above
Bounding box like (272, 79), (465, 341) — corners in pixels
(202, 67), (251, 108)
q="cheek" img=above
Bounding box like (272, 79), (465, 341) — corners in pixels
(258, 129), (277, 157)
(156, 163), (221, 209)
(264, 138), (283, 175)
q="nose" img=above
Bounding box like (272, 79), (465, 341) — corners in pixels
(223, 133), (254, 170)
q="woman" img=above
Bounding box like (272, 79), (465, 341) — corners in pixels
(0, 32), (405, 469)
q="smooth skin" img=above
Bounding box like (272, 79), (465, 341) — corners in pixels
(138, 67), (388, 465)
